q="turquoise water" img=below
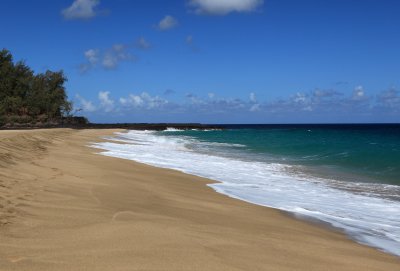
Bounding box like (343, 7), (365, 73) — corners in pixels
(161, 125), (400, 186)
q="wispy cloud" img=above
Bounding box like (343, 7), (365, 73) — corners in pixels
(75, 94), (96, 112)
(80, 44), (136, 72)
(265, 86), (373, 115)
(188, 0), (264, 15)
(98, 91), (115, 112)
(84, 49), (99, 64)
(103, 44), (136, 70)
(249, 103), (261, 112)
(249, 92), (260, 112)
(135, 37), (152, 50)
(74, 87), (400, 122)
(62, 0), (100, 20)
(119, 92), (169, 110)
(376, 88), (400, 113)
(184, 93), (247, 113)
(249, 92), (257, 103)
(352, 85), (366, 100)
(157, 15), (178, 31)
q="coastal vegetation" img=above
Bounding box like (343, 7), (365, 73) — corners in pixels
(0, 49), (74, 127)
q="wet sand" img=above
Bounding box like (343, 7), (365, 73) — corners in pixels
(0, 129), (399, 270)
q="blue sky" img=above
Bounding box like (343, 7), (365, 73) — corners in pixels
(1, 0), (400, 123)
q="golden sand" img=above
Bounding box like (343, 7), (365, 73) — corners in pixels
(0, 129), (399, 270)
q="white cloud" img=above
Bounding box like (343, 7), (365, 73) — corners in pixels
(75, 95), (96, 112)
(119, 97), (128, 105)
(185, 94), (247, 113)
(119, 92), (168, 110)
(145, 93), (169, 109)
(249, 92), (257, 103)
(293, 92), (307, 103)
(62, 0), (99, 20)
(249, 103), (260, 112)
(79, 92), (248, 115)
(84, 49), (99, 64)
(265, 86), (374, 114)
(80, 44), (135, 72)
(104, 44), (135, 69)
(376, 88), (400, 111)
(158, 15), (178, 31)
(353, 86), (365, 100)
(188, 0), (263, 15)
(186, 93), (206, 105)
(75, 87), (400, 120)
(98, 91), (114, 112)
(102, 54), (117, 69)
(131, 95), (145, 107)
(136, 37), (151, 50)
(303, 105), (313, 112)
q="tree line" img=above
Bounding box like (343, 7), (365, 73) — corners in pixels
(0, 49), (73, 126)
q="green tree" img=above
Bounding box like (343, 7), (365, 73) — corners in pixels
(0, 49), (73, 126)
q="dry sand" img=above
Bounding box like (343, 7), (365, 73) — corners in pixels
(0, 128), (399, 270)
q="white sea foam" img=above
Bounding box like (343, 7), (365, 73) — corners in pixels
(164, 128), (184, 132)
(91, 130), (400, 256)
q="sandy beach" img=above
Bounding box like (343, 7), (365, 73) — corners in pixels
(0, 129), (399, 271)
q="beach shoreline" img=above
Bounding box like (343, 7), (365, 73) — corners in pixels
(0, 128), (399, 270)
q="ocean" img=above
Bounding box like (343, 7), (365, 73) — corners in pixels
(91, 124), (400, 256)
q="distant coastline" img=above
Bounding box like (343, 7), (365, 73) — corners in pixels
(2, 122), (400, 131)
(0, 119), (224, 131)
